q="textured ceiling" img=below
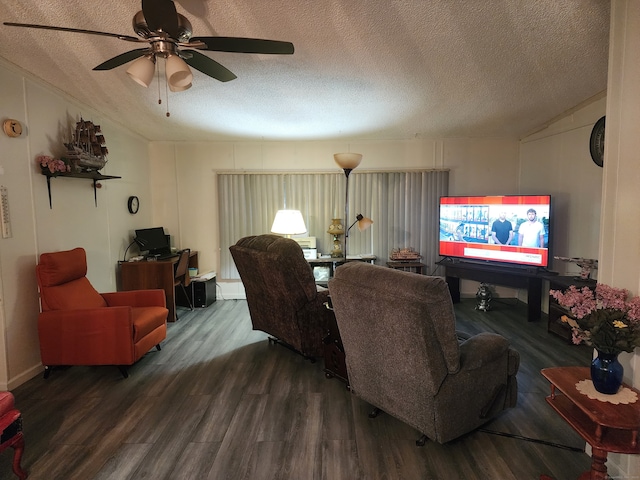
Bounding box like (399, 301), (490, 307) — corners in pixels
(0, 0), (610, 142)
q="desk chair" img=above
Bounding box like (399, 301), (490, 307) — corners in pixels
(174, 249), (193, 316)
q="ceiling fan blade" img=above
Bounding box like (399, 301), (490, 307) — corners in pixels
(142, 0), (180, 38)
(183, 50), (237, 82)
(190, 37), (294, 55)
(2, 22), (142, 43)
(93, 48), (150, 70)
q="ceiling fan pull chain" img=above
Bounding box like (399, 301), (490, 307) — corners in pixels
(165, 78), (170, 118)
(157, 61), (162, 105)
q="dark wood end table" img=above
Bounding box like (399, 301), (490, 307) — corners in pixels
(540, 366), (640, 480)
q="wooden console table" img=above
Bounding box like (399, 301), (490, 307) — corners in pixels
(441, 259), (554, 322)
(308, 255), (376, 286)
(119, 251), (198, 322)
(547, 276), (596, 342)
(386, 261), (426, 274)
(541, 367), (640, 480)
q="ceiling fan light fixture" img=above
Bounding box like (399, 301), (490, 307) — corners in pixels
(169, 82), (192, 92)
(126, 55), (156, 87)
(166, 55), (193, 89)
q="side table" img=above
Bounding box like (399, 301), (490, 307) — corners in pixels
(386, 261), (426, 274)
(323, 313), (349, 385)
(540, 366), (640, 480)
(547, 276), (596, 342)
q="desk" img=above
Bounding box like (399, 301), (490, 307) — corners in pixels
(541, 367), (640, 480)
(120, 251), (198, 322)
(308, 255), (376, 285)
(441, 259), (554, 322)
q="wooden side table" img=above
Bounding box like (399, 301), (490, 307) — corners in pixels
(540, 366), (640, 480)
(386, 261), (426, 274)
(547, 276), (596, 342)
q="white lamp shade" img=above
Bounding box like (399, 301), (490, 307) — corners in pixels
(271, 210), (307, 236)
(334, 153), (363, 170)
(126, 56), (156, 87)
(357, 216), (374, 232)
(166, 55), (193, 88)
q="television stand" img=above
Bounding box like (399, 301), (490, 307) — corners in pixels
(441, 260), (556, 322)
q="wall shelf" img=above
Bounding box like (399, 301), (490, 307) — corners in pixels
(43, 171), (121, 208)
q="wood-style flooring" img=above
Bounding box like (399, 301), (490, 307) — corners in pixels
(0, 296), (593, 480)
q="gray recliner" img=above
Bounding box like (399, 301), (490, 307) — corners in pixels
(328, 262), (519, 444)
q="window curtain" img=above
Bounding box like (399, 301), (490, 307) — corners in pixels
(218, 170), (448, 279)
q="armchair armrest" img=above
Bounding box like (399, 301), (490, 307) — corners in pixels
(458, 332), (510, 371)
(102, 289), (166, 308)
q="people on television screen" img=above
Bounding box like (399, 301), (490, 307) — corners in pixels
(518, 209), (545, 247)
(491, 212), (514, 245)
(452, 223), (465, 241)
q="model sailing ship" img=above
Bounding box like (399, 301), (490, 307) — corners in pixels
(63, 118), (108, 172)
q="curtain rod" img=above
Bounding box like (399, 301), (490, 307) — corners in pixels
(214, 168), (449, 175)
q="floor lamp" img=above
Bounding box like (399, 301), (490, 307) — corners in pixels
(334, 153), (362, 259)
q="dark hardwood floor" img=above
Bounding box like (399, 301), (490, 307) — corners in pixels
(0, 296), (593, 480)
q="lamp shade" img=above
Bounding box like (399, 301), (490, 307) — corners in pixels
(334, 153), (362, 170)
(169, 82), (192, 92)
(126, 55), (156, 87)
(356, 215), (374, 232)
(271, 210), (307, 236)
(166, 55), (193, 89)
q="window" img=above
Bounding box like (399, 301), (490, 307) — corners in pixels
(218, 170), (448, 279)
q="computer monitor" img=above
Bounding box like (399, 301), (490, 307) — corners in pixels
(134, 227), (170, 256)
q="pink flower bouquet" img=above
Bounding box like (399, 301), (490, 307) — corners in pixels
(550, 283), (640, 354)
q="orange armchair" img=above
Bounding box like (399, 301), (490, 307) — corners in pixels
(36, 247), (168, 378)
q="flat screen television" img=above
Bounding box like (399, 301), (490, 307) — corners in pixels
(134, 227), (170, 256)
(439, 195), (551, 268)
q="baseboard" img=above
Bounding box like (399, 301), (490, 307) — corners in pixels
(7, 363), (43, 390)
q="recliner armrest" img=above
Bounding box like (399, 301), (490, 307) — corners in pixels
(458, 332), (510, 371)
(102, 289), (166, 308)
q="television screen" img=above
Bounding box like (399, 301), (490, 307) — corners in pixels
(135, 227), (169, 255)
(439, 195), (551, 268)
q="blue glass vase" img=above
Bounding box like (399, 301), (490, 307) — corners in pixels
(590, 350), (624, 394)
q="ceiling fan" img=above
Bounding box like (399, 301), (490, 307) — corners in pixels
(3, 0), (294, 90)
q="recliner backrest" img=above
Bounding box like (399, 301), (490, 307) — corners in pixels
(328, 262), (460, 397)
(36, 247), (107, 311)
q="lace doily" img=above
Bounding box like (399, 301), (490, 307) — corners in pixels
(575, 379), (638, 404)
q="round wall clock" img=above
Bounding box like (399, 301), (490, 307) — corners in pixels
(127, 196), (139, 214)
(589, 116), (605, 167)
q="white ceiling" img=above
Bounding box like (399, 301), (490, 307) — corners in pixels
(0, 0), (610, 142)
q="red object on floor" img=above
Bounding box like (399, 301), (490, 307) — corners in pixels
(0, 392), (27, 479)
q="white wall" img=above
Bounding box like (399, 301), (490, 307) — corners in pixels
(0, 58), (154, 389)
(597, 1), (640, 476)
(148, 137), (521, 298)
(520, 97), (606, 277)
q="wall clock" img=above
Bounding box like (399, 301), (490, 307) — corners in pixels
(2, 119), (22, 138)
(127, 196), (139, 214)
(589, 116), (605, 167)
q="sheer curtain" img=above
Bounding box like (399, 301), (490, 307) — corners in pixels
(218, 170), (448, 279)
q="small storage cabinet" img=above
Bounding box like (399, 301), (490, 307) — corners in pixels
(548, 276), (596, 341)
